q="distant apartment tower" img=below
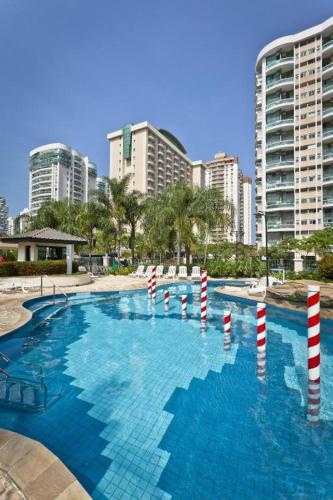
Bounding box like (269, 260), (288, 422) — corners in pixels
(6, 217), (15, 236)
(29, 143), (97, 215)
(242, 177), (253, 245)
(19, 208), (31, 232)
(107, 122), (193, 195)
(205, 153), (252, 244)
(192, 161), (206, 188)
(255, 17), (333, 247)
(96, 176), (108, 195)
(0, 197), (9, 234)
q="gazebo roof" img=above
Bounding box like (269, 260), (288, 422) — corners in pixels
(0, 228), (87, 245)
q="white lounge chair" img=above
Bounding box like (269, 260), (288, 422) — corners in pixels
(144, 265), (154, 277)
(156, 265), (164, 278)
(178, 266), (188, 280)
(130, 265), (145, 277)
(0, 282), (19, 294)
(191, 266), (201, 279)
(164, 266), (176, 279)
(248, 276), (282, 296)
(20, 280), (40, 293)
(78, 265), (87, 272)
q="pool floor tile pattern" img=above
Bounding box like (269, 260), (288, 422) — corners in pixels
(64, 294), (239, 498)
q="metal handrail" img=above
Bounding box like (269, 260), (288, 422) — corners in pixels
(41, 274), (68, 303)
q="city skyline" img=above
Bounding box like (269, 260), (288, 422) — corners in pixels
(1, 0), (332, 215)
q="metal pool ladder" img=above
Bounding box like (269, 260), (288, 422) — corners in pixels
(0, 352), (47, 412)
(40, 274), (69, 304)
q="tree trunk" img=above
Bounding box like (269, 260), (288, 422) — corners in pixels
(116, 221), (121, 264)
(204, 227), (209, 265)
(131, 226), (135, 263)
(176, 232), (181, 266)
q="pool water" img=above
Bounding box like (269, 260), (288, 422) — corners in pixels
(0, 283), (333, 499)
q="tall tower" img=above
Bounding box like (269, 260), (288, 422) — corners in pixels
(29, 143), (97, 215)
(255, 17), (333, 247)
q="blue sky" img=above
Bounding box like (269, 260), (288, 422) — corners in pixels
(1, 0), (332, 215)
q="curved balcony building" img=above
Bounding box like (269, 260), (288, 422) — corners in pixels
(29, 144), (97, 216)
(255, 16), (333, 246)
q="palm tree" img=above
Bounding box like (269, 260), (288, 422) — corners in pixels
(75, 201), (106, 271)
(123, 191), (145, 262)
(98, 175), (131, 264)
(189, 187), (235, 264)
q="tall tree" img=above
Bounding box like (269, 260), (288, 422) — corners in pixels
(98, 175), (131, 264)
(123, 191), (145, 262)
(75, 201), (106, 271)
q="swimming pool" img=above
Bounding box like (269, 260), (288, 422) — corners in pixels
(0, 282), (332, 499)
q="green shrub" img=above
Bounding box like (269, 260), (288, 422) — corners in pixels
(286, 270), (324, 281)
(318, 255), (333, 280)
(0, 260), (78, 277)
(206, 258), (265, 278)
(113, 265), (136, 276)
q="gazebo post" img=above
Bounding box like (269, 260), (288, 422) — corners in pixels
(66, 244), (74, 274)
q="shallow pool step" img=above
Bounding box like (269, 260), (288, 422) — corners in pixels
(0, 376), (47, 412)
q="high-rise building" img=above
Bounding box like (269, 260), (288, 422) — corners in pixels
(6, 217), (15, 236)
(96, 176), (107, 194)
(205, 152), (252, 243)
(255, 17), (333, 247)
(242, 177), (253, 245)
(0, 197), (9, 235)
(192, 161), (206, 188)
(107, 122), (193, 195)
(29, 143), (97, 215)
(19, 208), (31, 232)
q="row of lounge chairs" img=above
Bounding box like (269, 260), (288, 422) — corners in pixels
(0, 280), (40, 294)
(130, 265), (202, 280)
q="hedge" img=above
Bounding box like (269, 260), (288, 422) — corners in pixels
(0, 260), (78, 277)
(318, 255), (333, 280)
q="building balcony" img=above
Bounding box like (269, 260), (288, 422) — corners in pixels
(266, 138), (294, 151)
(266, 181), (294, 191)
(323, 198), (333, 207)
(323, 127), (333, 141)
(322, 61), (333, 76)
(266, 97), (294, 111)
(267, 222), (294, 231)
(323, 150), (333, 162)
(324, 219), (333, 227)
(323, 174), (333, 185)
(266, 159), (294, 170)
(323, 83), (333, 99)
(266, 118), (294, 132)
(266, 56), (294, 72)
(323, 107), (333, 120)
(266, 77), (294, 92)
(323, 38), (333, 53)
(266, 201), (294, 210)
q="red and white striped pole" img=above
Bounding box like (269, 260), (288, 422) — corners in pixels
(200, 270), (207, 322)
(164, 290), (170, 310)
(147, 276), (152, 297)
(256, 303), (266, 352)
(307, 285), (320, 425)
(181, 295), (187, 317)
(256, 303), (266, 380)
(223, 311), (231, 351)
(151, 266), (157, 302)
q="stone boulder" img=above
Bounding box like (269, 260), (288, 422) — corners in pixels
(266, 280), (333, 310)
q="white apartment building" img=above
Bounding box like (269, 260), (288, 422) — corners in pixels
(192, 161), (206, 188)
(107, 122), (193, 195)
(29, 143), (97, 215)
(242, 177), (253, 245)
(6, 217), (15, 236)
(256, 17), (333, 247)
(205, 153), (252, 244)
(0, 197), (8, 235)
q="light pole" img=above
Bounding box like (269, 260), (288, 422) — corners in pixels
(256, 211), (269, 288)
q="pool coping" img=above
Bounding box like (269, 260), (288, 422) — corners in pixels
(0, 429), (90, 499)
